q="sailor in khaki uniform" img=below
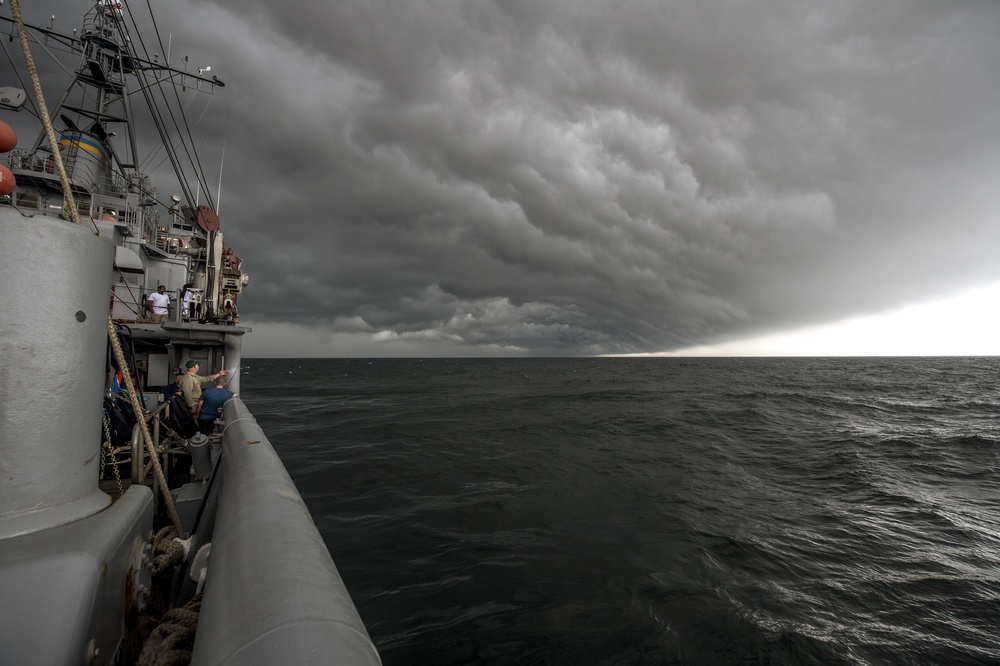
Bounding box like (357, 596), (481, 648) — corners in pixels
(178, 359), (229, 413)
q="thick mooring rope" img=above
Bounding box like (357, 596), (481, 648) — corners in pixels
(108, 318), (185, 535)
(137, 594), (202, 666)
(7, 0), (88, 229)
(148, 526), (187, 577)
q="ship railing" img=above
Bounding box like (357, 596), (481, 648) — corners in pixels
(90, 193), (123, 223)
(112, 170), (128, 194)
(81, 8), (128, 77)
(6, 148), (42, 171)
(102, 394), (166, 497)
(95, 198), (161, 246)
(8, 146), (119, 194)
(6, 148), (69, 176)
(89, 193), (151, 244)
(131, 208), (156, 245)
(129, 399), (170, 485)
(116, 398), (191, 497)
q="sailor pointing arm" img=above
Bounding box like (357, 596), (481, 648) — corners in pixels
(178, 359), (229, 413)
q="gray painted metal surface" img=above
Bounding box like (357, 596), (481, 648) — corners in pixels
(0, 208), (152, 665)
(190, 399), (381, 665)
(0, 209), (114, 537)
(3, 8), (380, 663)
(223, 332), (243, 394)
(0, 485), (153, 665)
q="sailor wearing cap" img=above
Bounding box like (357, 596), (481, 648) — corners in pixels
(178, 359), (229, 413)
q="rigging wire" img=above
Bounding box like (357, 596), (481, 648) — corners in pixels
(109, 5), (196, 204)
(0, 20), (99, 137)
(118, 0), (216, 211)
(3, 1), (223, 220)
(138, 0), (217, 209)
(140, 91), (212, 174)
(216, 113), (227, 215)
(6, 0), (89, 230)
(0, 32), (42, 121)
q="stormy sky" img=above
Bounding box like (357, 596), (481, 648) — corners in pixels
(14, 1), (1000, 356)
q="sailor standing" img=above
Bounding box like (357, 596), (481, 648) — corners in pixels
(146, 284), (170, 323)
(178, 359), (229, 413)
(181, 283), (194, 320)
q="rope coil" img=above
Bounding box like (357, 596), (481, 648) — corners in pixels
(137, 594), (202, 666)
(148, 526), (187, 577)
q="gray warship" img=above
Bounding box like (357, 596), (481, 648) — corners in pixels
(0, 1), (380, 664)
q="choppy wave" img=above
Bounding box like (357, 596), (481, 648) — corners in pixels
(244, 357), (1000, 665)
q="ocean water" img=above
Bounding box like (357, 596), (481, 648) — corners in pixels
(240, 357), (1000, 665)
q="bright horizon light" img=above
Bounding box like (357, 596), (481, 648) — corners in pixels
(650, 282), (1000, 357)
(243, 283), (1000, 358)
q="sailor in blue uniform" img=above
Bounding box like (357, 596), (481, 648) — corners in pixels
(196, 375), (238, 435)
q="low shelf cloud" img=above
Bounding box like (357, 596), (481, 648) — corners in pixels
(23, 1), (1000, 355)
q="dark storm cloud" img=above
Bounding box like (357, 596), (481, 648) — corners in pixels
(21, 1), (1000, 354)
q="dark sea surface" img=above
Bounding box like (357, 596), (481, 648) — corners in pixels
(240, 357), (1000, 665)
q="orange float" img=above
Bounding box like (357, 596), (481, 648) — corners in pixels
(0, 164), (15, 195)
(0, 120), (15, 153)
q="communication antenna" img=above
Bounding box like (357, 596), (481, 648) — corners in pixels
(216, 113), (228, 214)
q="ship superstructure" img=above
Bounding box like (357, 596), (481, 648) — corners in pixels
(3, 0), (247, 326)
(0, 2), (379, 664)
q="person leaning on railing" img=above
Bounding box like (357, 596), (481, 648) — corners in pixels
(196, 375), (239, 435)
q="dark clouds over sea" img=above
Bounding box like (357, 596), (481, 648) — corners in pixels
(12, 1), (1000, 355)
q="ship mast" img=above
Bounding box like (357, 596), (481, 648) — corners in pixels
(1, 1), (223, 215)
(2, 2), (249, 324)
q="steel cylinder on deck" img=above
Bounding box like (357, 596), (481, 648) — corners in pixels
(0, 210), (114, 537)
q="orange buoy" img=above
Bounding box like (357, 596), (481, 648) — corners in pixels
(0, 164), (15, 195)
(0, 120), (15, 153)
